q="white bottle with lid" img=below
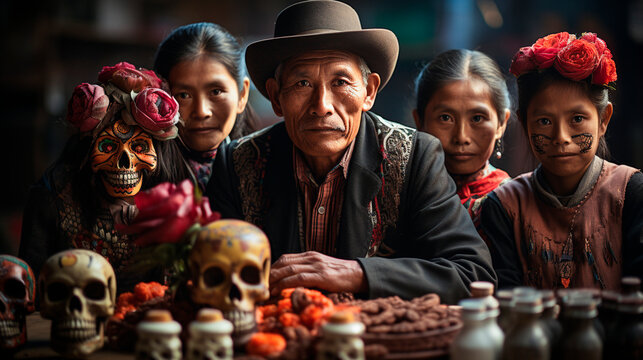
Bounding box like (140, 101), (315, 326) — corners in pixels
(451, 298), (499, 360)
(470, 281), (504, 357)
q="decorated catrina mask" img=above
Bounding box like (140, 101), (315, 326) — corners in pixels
(0, 255), (35, 350)
(91, 118), (157, 198)
(188, 219), (271, 347)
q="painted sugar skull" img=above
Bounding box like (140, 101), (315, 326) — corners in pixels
(186, 308), (233, 360)
(39, 249), (116, 358)
(317, 311), (365, 360)
(135, 310), (182, 360)
(0, 255), (35, 350)
(91, 118), (157, 198)
(188, 219), (270, 346)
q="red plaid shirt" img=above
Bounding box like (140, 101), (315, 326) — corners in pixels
(293, 141), (355, 256)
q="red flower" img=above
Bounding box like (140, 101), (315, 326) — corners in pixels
(532, 32), (573, 69)
(580, 32), (608, 57)
(132, 88), (179, 133)
(98, 62), (162, 92)
(509, 46), (537, 77)
(66, 83), (109, 132)
(98, 62), (136, 82)
(554, 39), (600, 81)
(116, 179), (221, 247)
(592, 56), (617, 85)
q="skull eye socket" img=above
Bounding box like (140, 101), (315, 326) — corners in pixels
(240, 265), (261, 285)
(203, 266), (225, 287)
(131, 140), (149, 154)
(83, 281), (106, 300)
(98, 138), (117, 153)
(47, 282), (70, 302)
(3, 279), (26, 299)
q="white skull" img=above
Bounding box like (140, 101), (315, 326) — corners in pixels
(39, 249), (116, 358)
(0, 255), (36, 350)
(186, 308), (233, 360)
(317, 312), (365, 360)
(135, 310), (182, 360)
(188, 219), (270, 347)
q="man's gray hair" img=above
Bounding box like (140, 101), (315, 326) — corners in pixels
(273, 54), (372, 88)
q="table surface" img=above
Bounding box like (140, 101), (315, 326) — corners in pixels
(13, 313), (131, 359)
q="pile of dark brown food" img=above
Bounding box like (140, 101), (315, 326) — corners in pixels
(348, 293), (462, 359)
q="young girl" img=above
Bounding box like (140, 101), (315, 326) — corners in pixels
(480, 32), (643, 290)
(19, 62), (192, 291)
(154, 22), (257, 191)
(413, 49), (512, 221)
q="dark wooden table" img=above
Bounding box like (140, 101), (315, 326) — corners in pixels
(13, 313), (131, 359)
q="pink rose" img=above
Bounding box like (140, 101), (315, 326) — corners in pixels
(116, 179), (221, 247)
(98, 62), (162, 92)
(532, 32), (573, 69)
(592, 56), (617, 85)
(509, 46), (537, 77)
(97, 62), (137, 82)
(580, 32), (608, 56)
(132, 88), (179, 132)
(554, 39), (600, 81)
(66, 83), (109, 132)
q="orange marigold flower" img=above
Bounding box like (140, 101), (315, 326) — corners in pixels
(300, 304), (325, 329)
(246, 332), (287, 357)
(117, 292), (135, 307)
(279, 312), (301, 327)
(278, 298), (292, 311)
(259, 304), (279, 318)
(281, 288), (296, 299)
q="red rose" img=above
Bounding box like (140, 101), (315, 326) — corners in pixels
(132, 88), (179, 133)
(116, 179), (221, 247)
(592, 56), (617, 85)
(580, 32), (608, 56)
(509, 46), (537, 77)
(532, 32), (573, 69)
(66, 83), (109, 132)
(97, 62), (136, 82)
(98, 62), (162, 92)
(554, 39), (600, 81)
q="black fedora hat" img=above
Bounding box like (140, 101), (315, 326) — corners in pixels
(245, 0), (399, 98)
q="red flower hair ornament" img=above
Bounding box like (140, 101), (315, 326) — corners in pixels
(65, 61), (180, 140)
(509, 32), (617, 86)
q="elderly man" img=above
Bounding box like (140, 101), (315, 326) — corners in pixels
(208, 0), (496, 303)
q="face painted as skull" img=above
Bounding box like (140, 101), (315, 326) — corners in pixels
(91, 119), (157, 198)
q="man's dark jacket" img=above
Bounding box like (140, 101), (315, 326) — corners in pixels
(207, 111), (497, 304)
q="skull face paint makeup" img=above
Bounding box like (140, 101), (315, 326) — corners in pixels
(572, 133), (593, 153)
(531, 134), (551, 154)
(531, 132), (594, 155)
(91, 119), (157, 198)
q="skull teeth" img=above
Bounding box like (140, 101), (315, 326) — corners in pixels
(0, 320), (20, 337)
(52, 319), (98, 342)
(103, 171), (140, 188)
(223, 310), (255, 333)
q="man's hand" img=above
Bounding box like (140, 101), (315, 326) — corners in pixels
(269, 251), (367, 296)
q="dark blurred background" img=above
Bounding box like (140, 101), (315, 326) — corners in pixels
(1, 0), (642, 254)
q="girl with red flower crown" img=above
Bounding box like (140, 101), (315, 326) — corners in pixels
(19, 62), (194, 292)
(479, 32), (643, 290)
(413, 49), (512, 228)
